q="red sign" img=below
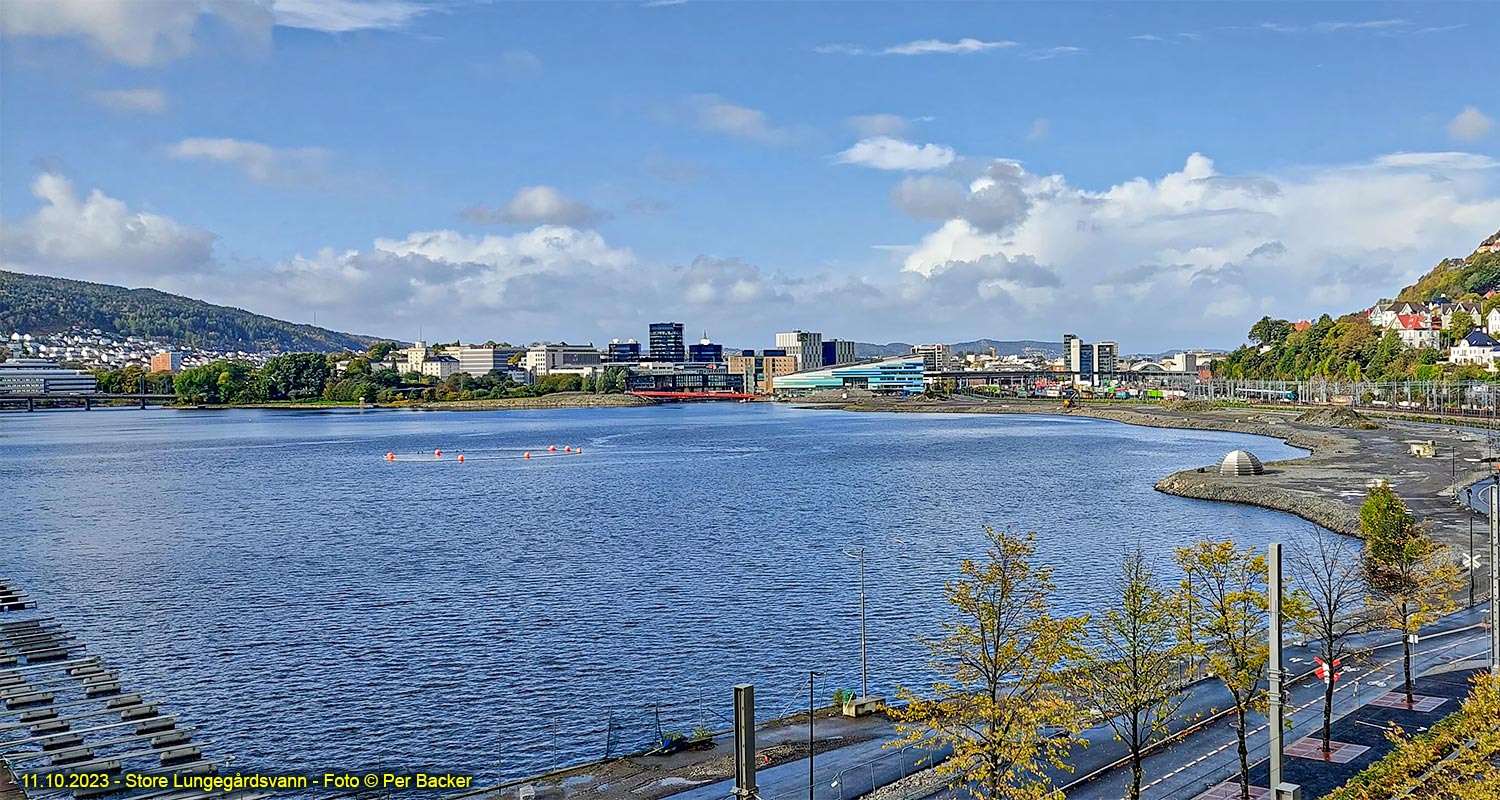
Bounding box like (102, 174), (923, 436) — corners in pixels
(1314, 656), (1342, 684)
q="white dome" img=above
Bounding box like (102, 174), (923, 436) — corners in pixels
(1219, 450), (1265, 476)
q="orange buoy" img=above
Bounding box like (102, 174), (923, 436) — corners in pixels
(548, 445), (557, 452)
(435, 449), (442, 457)
(386, 452), (395, 461)
(523, 452), (531, 459)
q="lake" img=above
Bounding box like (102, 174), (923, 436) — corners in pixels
(1, 403), (1313, 785)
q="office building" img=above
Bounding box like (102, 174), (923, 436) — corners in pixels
(625, 365), (746, 393)
(1064, 336), (1119, 384)
(420, 355), (461, 379)
(1094, 341), (1118, 376)
(150, 351), (182, 373)
(822, 339), (857, 366)
(775, 330), (824, 370)
(649, 322), (686, 362)
(688, 334), (723, 363)
(774, 356), (924, 397)
(0, 359), (98, 394)
(524, 343), (602, 376)
(605, 339), (642, 363)
(445, 345), (519, 376)
(727, 352), (799, 394)
(911, 344), (952, 372)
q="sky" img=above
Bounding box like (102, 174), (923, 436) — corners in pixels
(1, 0), (1498, 352)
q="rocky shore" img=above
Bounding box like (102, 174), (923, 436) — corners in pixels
(411, 392), (656, 411)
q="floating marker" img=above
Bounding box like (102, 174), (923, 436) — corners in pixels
(523, 452), (531, 459)
(434, 449), (442, 458)
(457, 454), (465, 463)
(386, 452), (395, 461)
(548, 445), (557, 452)
(575, 448), (582, 455)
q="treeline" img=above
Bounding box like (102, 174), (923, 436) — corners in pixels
(90, 345), (631, 405)
(896, 483), (1462, 800)
(0, 269), (373, 352)
(1217, 313), (1500, 382)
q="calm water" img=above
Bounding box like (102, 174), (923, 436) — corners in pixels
(2, 404), (1312, 785)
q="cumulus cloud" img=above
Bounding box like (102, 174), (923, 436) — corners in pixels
(91, 88), (167, 112)
(835, 137), (955, 171)
(1448, 107), (1495, 142)
(684, 95), (787, 143)
(848, 114), (911, 138)
(459, 186), (612, 228)
(167, 137), (333, 187)
(0, 0), (430, 66)
(0, 173), (216, 283)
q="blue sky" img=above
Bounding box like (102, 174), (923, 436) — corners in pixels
(2, 0), (1498, 351)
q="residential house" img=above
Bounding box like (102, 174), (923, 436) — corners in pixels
(1487, 307), (1500, 337)
(1450, 330), (1500, 369)
(1392, 314), (1440, 350)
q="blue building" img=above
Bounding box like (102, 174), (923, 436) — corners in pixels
(605, 340), (641, 363)
(649, 322), (685, 362)
(773, 357), (924, 396)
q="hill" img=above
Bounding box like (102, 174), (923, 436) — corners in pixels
(0, 270), (381, 352)
(854, 339), (1063, 359)
(1394, 227), (1500, 302)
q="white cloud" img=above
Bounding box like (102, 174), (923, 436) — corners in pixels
(1448, 107), (1495, 142)
(1023, 46), (1085, 60)
(459, 186), (612, 228)
(167, 137), (332, 187)
(817, 37), (1016, 56)
(835, 137), (955, 171)
(1027, 119), (1050, 142)
(684, 94), (787, 143)
(0, 0), (271, 66)
(270, 0), (433, 32)
(848, 114), (911, 139)
(1130, 34), (1165, 42)
(91, 88), (167, 112)
(0, 173), (215, 282)
(0, 0), (429, 66)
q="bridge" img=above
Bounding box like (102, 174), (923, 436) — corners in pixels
(0, 394), (175, 412)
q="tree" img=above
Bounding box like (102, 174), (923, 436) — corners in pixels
(1448, 310), (1477, 342)
(1175, 540), (1271, 800)
(1248, 316), (1293, 346)
(1288, 527), (1378, 753)
(891, 528), (1088, 800)
(1360, 483), (1463, 704)
(1070, 549), (1188, 800)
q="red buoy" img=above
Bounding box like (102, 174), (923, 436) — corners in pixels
(386, 452), (395, 461)
(548, 445), (557, 452)
(523, 452), (531, 459)
(457, 454), (465, 463)
(434, 449), (442, 458)
(564, 446), (572, 453)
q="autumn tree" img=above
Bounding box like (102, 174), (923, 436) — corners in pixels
(1175, 540), (1273, 800)
(1071, 549), (1189, 800)
(892, 527), (1088, 800)
(1447, 310), (1477, 342)
(1288, 527), (1378, 753)
(1360, 483), (1463, 704)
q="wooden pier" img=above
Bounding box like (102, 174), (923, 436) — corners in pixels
(0, 580), (262, 800)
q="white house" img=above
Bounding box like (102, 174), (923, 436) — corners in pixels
(1486, 307), (1500, 336)
(1391, 314), (1440, 350)
(1450, 330), (1500, 369)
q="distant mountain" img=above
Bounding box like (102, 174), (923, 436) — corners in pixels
(854, 339), (1063, 359)
(1395, 227), (1500, 302)
(0, 270), (382, 353)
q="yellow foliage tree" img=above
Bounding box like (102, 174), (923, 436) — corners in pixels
(891, 527), (1088, 800)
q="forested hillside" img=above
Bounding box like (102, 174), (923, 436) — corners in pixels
(0, 270), (377, 352)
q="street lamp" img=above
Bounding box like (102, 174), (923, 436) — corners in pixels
(1472, 477), (1500, 677)
(808, 670), (822, 800)
(841, 547), (869, 701)
(1469, 486), (1478, 608)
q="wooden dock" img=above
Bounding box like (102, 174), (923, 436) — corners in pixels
(0, 580), (256, 800)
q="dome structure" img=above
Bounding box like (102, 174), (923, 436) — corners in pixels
(1219, 449), (1264, 476)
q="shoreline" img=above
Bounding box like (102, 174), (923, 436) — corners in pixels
(813, 397), (1492, 551)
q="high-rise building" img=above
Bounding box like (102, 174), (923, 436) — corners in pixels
(605, 339), (642, 363)
(1094, 341), (1118, 377)
(775, 330), (823, 371)
(822, 339), (857, 366)
(911, 344), (952, 372)
(1065, 336), (1118, 383)
(150, 351), (182, 373)
(727, 352), (799, 394)
(688, 333), (723, 363)
(649, 322), (686, 362)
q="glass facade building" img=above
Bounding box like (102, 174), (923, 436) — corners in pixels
(688, 342), (723, 363)
(606, 340), (642, 363)
(625, 369), (746, 393)
(773, 357), (924, 396)
(648, 323), (685, 362)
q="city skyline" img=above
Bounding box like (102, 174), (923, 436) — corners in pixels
(2, 1), (1499, 350)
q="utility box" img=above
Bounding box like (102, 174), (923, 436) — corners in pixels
(1408, 440), (1435, 457)
(1275, 783), (1302, 800)
(841, 696), (886, 717)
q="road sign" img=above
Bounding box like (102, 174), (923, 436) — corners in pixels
(1314, 656), (1343, 685)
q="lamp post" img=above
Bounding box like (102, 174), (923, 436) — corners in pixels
(1469, 487), (1477, 608)
(841, 547), (868, 700)
(808, 670), (822, 800)
(1475, 478), (1500, 677)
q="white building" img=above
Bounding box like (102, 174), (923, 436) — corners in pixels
(911, 344), (953, 372)
(775, 330), (824, 371)
(1450, 330), (1500, 369)
(524, 343), (602, 377)
(1486, 308), (1500, 337)
(443, 345), (519, 376)
(0, 359), (98, 394)
(1391, 314), (1440, 350)
(419, 355), (461, 379)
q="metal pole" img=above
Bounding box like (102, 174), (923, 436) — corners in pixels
(733, 685), (756, 800)
(859, 551), (868, 700)
(1491, 481), (1499, 677)
(1470, 488), (1477, 608)
(1268, 542), (1285, 791)
(808, 671), (820, 800)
